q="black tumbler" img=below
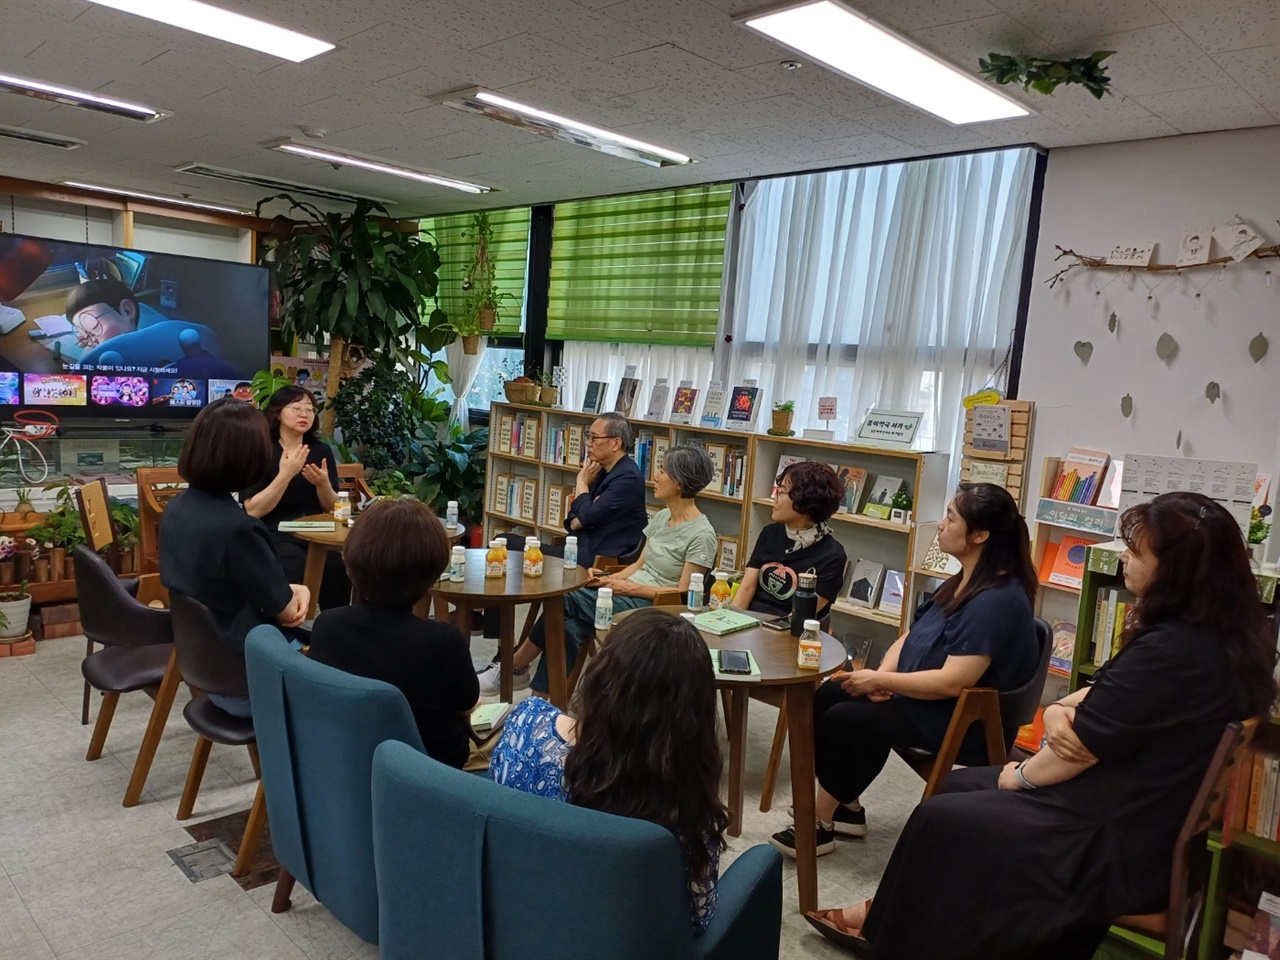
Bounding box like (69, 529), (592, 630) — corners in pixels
(791, 570), (818, 636)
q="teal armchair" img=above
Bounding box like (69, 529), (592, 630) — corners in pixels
(371, 739), (783, 960)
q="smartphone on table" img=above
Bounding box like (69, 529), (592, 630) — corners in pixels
(761, 615), (791, 631)
(719, 649), (752, 674)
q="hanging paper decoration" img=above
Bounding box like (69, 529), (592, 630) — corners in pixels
(1205, 382), (1221, 404)
(1176, 430), (1182, 450)
(1249, 332), (1269, 363)
(1120, 394), (1133, 418)
(1073, 341), (1094, 363)
(1107, 312), (1118, 333)
(1156, 333), (1178, 362)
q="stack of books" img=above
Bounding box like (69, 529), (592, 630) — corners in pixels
(545, 422), (586, 467)
(1088, 586), (1135, 666)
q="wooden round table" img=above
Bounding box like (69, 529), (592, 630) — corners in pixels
(616, 605), (844, 915)
(292, 513), (466, 620)
(434, 548), (591, 709)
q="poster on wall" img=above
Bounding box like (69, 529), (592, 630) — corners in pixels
(1119, 454), (1256, 536)
(268, 354), (369, 409)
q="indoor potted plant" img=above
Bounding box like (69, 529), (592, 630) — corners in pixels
(0, 579), (32, 644)
(770, 399), (796, 436)
(1249, 506), (1272, 570)
(111, 501), (141, 575)
(41, 484), (85, 581)
(460, 212), (521, 335)
(537, 370), (559, 408)
(498, 357), (538, 404)
(0, 536), (15, 586)
(14, 487), (35, 521)
(24, 533), (50, 583)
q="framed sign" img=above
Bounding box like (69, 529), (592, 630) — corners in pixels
(856, 408), (923, 447)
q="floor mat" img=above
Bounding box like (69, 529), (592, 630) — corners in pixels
(184, 809), (279, 891)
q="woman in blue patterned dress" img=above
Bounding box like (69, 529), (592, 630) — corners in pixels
(489, 607), (728, 933)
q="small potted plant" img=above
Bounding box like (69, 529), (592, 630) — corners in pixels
(0, 536), (15, 586)
(1249, 506), (1272, 570)
(537, 370), (559, 408)
(461, 212), (521, 335)
(112, 501), (141, 575)
(499, 357), (538, 404)
(450, 310), (482, 356)
(770, 399), (796, 436)
(0, 579), (32, 646)
(14, 487), (35, 521)
(37, 484), (85, 582)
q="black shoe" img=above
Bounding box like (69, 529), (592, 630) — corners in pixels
(769, 822), (836, 859)
(788, 804), (868, 838)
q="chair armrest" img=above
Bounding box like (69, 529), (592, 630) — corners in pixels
(134, 574), (168, 608)
(652, 587), (683, 607)
(696, 845), (782, 960)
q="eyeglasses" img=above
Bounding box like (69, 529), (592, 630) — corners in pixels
(72, 309), (112, 345)
(586, 433), (616, 443)
(284, 401), (315, 413)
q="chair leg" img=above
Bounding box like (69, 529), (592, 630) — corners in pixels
(759, 698), (789, 813)
(272, 867), (297, 914)
(247, 742), (261, 780)
(85, 690), (119, 761)
(124, 650), (181, 808)
(518, 601), (543, 644)
(232, 781), (268, 878)
(81, 637), (94, 725)
(177, 736), (212, 820)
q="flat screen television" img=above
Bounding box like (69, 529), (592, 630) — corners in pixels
(0, 233), (269, 421)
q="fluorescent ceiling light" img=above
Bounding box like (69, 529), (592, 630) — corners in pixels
(268, 140), (492, 194)
(737, 1), (1030, 125)
(88, 0), (333, 62)
(176, 163), (394, 207)
(0, 71), (169, 122)
(441, 88), (693, 167)
(64, 182), (246, 215)
(0, 124), (86, 150)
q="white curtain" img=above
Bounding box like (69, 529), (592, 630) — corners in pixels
(560, 342), (715, 415)
(724, 148), (1036, 486)
(444, 339), (486, 431)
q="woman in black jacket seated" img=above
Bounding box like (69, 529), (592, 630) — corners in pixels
(241, 385), (350, 611)
(805, 492), (1276, 960)
(308, 497), (479, 768)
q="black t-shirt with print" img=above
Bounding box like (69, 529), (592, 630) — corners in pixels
(745, 522), (848, 619)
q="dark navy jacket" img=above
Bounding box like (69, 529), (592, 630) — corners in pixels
(563, 455), (647, 563)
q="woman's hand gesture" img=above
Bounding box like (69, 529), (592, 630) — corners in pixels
(280, 444), (309, 478)
(301, 458), (328, 487)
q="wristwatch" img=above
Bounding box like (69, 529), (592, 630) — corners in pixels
(1013, 760), (1038, 790)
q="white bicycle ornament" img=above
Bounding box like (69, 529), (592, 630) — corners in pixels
(0, 411), (60, 484)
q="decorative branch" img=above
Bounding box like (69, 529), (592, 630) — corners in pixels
(1046, 243), (1280, 288)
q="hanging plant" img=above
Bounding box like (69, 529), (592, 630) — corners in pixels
(978, 51), (1115, 99)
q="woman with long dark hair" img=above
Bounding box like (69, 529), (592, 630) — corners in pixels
(806, 491), (1277, 959)
(488, 607), (729, 933)
(241, 385), (349, 610)
(770, 482), (1039, 856)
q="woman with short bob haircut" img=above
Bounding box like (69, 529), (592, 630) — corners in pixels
(308, 498), (479, 768)
(160, 398), (309, 715)
(489, 607), (729, 933)
(805, 492), (1277, 959)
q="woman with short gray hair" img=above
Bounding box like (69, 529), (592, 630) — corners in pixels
(480, 444), (720, 698)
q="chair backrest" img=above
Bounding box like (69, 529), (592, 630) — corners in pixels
(245, 628), (424, 945)
(136, 466), (185, 574)
(336, 463), (375, 505)
(997, 617), (1054, 734)
(169, 591), (248, 698)
(371, 740), (697, 960)
(72, 545), (171, 647)
(74, 479), (115, 554)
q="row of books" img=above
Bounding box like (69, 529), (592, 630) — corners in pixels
(846, 559), (904, 618)
(1049, 447), (1112, 505)
(1088, 586), (1134, 666)
(583, 376), (765, 432)
(545, 422), (586, 469)
(495, 412), (540, 460)
(773, 454), (908, 521)
(1243, 754), (1280, 843)
(1038, 534), (1093, 590)
(633, 431), (663, 482)
(492, 474), (539, 522)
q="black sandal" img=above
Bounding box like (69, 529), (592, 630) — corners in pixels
(803, 906), (875, 958)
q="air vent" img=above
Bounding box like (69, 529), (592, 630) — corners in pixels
(0, 124), (86, 150)
(175, 163), (393, 207)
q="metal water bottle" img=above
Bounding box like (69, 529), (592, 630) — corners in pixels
(791, 570), (818, 637)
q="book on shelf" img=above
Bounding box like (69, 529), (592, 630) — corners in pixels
(862, 475), (905, 520)
(722, 446), (747, 498)
(705, 443), (728, 493)
(1090, 586), (1135, 666)
(545, 484), (574, 529)
(920, 531), (962, 577)
(497, 414), (514, 454)
(615, 376), (642, 417)
(878, 569), (905, 618)
(1097, 459), (1124, 510)
(645, 380), (670, 421)
(651, 435), (670, 480)
(1051, 447), (1111, 505)
(520, 415), (539, 459)
(567, 423), (585, 466)
(717, 536), (740, 571)
(583, 380), (607, 414)
(1242, 891), (1280, 960)
(831, 464), (868, 515)
(725, 385), (761, 431)
(519, 479), (539, 522)
(847, 558), (886, 608)
(670, 380), (698, 425)
(1047, 535), (1092, 589)
(700, 380), (727, 429)
(633, 430), (656, 480)
(772, 454), (808, 497)
(1014, 670), (1071, 753)
(966, 459), (1010, 489)
(1049, 618), (1075, 672)
(493, 473), (512, 515)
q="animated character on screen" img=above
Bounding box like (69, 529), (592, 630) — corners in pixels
(64, 279), (239, 378)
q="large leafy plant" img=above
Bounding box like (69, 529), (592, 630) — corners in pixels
(402, 425), (489, 521)
(978, 50), (1115, 99)
(330, 366), (451, 474)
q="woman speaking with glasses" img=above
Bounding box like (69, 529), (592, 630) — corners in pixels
(241, 385), (350, 612)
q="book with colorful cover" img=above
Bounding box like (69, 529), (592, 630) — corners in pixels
(725, 385), (760, 430)
(1049, 619), (1075, 672)
(670, 381), (698, 425)
(921, 531), (962, 577)
(1051, 447), (1111, 505)
(582, 380), (607, 414)
(831, 464), (868, 514)
(878, 569), (905, 618)
(862, 475), (904, 520)
(700, 380), (727, 429)
(1047, 535), (1092, 589)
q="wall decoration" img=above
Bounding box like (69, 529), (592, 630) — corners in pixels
(1046, 241), (1279, 289)
(1155, 332), (1178, 362)
(1213, 216), (1264, 263)
(1205, 381), (1221, 404)
(1176, 228), (1212, 267)
(1120, 394), (1133, 418)
(1107, 241), (1156, 267)
(1107, 311), (1118, 333)
(1249, 332), (1269, 363)
(1073, 340), (1094, 363)
(1176, 430), (1182, 450)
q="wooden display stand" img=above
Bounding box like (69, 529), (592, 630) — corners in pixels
(960, 398), (1033, 508)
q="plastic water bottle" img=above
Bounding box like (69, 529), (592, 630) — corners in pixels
(449, 546), (466, 582)
(594, 587), (614, 633)
(563, 535), (578, 569)
(445, 500), (459, 528)
(687, 572), (705, 611)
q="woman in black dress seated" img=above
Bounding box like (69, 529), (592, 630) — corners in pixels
(159, 398), (309, 716)
(241, 385), (350, 612)
(805, 491), (1277, 960)
(731, 460), (847, 621)
(770, 482), (1038, 856)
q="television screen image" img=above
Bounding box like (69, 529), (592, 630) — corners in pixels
(0, 233), (268, 418)
(90, 376), (150, 407)
(24, 373), (87, 406)
(209, 378), (253, 402)
(0, 372), (18, 405)
(151, 377), (206, 408)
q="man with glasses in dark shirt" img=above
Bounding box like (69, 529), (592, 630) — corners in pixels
(565, 412), (648, 565)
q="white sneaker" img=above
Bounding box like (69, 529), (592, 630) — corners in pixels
(478, 663), (530, 697)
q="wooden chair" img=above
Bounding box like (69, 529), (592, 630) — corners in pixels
(1111, 718), (1258, 960)
(336, 462), (375, 506)
(135, 466), (185, 576)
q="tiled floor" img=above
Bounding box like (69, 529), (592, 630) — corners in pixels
(0, 633), (924, 960)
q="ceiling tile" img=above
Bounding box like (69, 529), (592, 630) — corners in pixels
(1097, 23), (1234, 96)
(597, 0), (784, 70)
(1212, 43), (1280, 115)
(851, 104), (996, 148)
(732, 61), (887, 119)
(472, 33), (660, 97)
(907, 14), (1053, 76)
(990, 0), (1169, 51)
(1134, 83), (1278, 134)
(609, 43), (775, 101)
(846, 0), (1005, 33)
(1150, 0), (1280, 55)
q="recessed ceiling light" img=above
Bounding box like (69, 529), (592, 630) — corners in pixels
(737, 0), (1030, 125)
(0, 71), (169, 122)
(267, 140), (492, 194)
(176, 163), (394, 207)
(88, 0), (334, 62)
(0, 124), (87, 150)
(64, 182), (246, 215)
(440, 88), (693, 167)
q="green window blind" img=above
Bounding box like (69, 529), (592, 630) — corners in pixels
(547, 183), (732, 347)
(421, 206), (531, 336)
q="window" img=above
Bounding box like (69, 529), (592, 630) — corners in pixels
(421, 207), (531, 336)
(463, 346), (526, 412)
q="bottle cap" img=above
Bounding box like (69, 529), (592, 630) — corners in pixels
(447, 500), (458, 507)
(599, 587), (613, 599)
(680, 612), (696, 622)
(489, 540), (503, 548)
(566, 536), (577, 544)
(798, 571), (818, 588)
(690, 572), (703, 582)
(804, 619), (821, 631)
(714, 571), (730, 580)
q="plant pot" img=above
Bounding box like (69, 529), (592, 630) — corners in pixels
(503, 381), (538, 404)
(50, 547), (65, 583)
(540, 386), (559, 407)
(120, 548), (135, 575)
(478, 307), (496, 332)
(462, 334), (480, 356)
(0, 594), (32, 639)
(15, 504), (34, 521)
(32, 558), (49, 583)
(1250, 542), (1267, 571)
(771, 410), (794, 433)
(0, 560), (13, 586)
(15, 551), (31, 583)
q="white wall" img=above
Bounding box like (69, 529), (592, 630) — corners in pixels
(1, 195), (114, 245)
(1020, 127), (1280, 552)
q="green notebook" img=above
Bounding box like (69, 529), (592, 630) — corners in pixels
(692, 608), (758, 636)
(278, 520), (337, 532)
